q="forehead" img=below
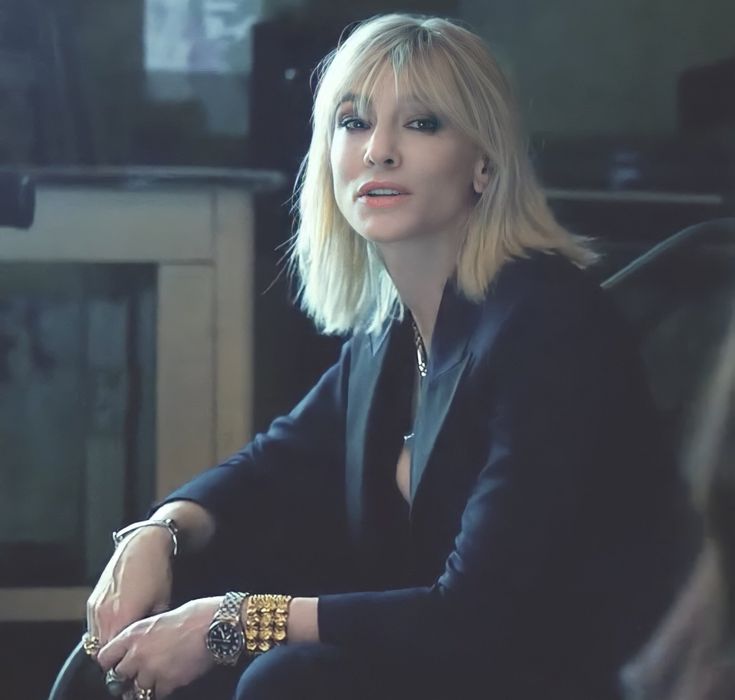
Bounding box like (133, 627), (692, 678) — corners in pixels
(337, 88), (433, 110)
(333, 60), (455, 113)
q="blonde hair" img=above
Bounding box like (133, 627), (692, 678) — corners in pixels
(291, 13), (597, 335)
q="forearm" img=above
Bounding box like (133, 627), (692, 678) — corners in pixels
(151, 500), (216, 555)
(286, 597), (320, 643)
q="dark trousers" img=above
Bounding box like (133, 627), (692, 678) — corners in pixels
(170, 641), (424, 700)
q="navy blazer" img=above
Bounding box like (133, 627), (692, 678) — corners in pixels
(166, 253), (687, 699)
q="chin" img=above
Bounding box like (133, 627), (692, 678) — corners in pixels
(351, 217), (421, 244)
(355, 227), (421, 245)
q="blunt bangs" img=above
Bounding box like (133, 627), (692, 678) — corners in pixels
(316, 19), (495, 150)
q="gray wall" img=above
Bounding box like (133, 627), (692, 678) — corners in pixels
(461, 0), (735, 136)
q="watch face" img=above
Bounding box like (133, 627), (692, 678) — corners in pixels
(207, 621), (244, 661)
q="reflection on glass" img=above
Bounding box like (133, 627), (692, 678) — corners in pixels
(0, 264), (156, 586)
(144, 0), (261, 136)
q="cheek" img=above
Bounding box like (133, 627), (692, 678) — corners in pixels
(330, 134), (356, 180)
(444, 154), (479, 200)
(417, 158), (478, 221)
(422, 158), (473, 199)
(423, 143), (473, 179)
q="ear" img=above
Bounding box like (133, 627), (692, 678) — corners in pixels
(473, 156), (491, 194)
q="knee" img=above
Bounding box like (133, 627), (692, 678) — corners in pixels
(234, 643), (345, 700)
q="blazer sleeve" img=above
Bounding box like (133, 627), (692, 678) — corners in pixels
(318, 289), (667, 664)
(160, 339), (353, 590)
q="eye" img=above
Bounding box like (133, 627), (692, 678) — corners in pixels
(337, 115), (369, 130)
(406, 116), (439, 132)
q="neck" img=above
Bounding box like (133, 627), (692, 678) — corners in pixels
(378, 234), (458, 353)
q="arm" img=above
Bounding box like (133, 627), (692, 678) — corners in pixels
(159, 339), (354, 591)
(89, 340), (351, 658)
(150, 500), (215, 554)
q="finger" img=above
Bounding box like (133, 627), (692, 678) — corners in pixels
(88, 595), (120, 651)
(134, 673), (158, 700)
(86, 595), (102, 648)
(105, 667), (132, 697)
(85, 597), (95, 639)
(98, 630), (132, 673)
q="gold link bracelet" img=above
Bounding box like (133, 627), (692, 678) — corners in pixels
(244, 594), (292, 656)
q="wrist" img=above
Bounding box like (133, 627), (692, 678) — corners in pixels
(206, 592), (248, 666)
(113, 517), (179, 558)
(151, 501), (216, 553)
(121, 523), (177, 555)
(285, 597), (319, 644)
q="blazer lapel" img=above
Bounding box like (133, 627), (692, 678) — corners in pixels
(346, 260), (537, 545)
(410, 283), (481, 505)
(344, 321), (396, 552)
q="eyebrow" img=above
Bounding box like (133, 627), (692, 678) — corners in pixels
(338, 92), (358, 106)
(336, 92), (432, 110)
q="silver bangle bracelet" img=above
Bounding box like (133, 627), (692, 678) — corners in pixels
(112, 517), (179, 557)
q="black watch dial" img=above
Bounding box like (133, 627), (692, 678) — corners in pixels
(207, 621), (244, 660)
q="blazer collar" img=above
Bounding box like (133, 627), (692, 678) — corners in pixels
(346, 317), (412, 577)
(427, 280), (482, 379)
(368, 279), (482, 373)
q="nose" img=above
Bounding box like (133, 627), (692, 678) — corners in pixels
(363, 125), (400, 167)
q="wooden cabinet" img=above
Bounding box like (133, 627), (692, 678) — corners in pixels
(0, 166), (283, 621)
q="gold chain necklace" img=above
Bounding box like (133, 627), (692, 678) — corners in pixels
(411, 318), (428, 379)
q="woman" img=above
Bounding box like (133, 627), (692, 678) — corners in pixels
(622, 306), (735, 700)
(84, 14), (686, 700)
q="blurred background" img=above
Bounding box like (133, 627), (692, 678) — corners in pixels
(0, 0), (733, 697)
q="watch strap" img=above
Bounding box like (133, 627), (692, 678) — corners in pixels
(215, 591), (247, 623)
(207, 591), (248, 665)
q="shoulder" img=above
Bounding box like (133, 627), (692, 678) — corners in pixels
(482, 252), (620, 333)
(488, 251), (604, 312)
(469, 252), (631, 365)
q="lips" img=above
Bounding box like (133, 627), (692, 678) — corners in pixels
(356, 181), (410, 199)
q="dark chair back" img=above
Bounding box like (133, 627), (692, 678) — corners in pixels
(602, 218), (735, 485)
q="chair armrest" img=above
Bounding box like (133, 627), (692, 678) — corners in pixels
(47, 640), (107, 700)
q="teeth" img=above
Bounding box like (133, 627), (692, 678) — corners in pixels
(367, 188), (401, 196)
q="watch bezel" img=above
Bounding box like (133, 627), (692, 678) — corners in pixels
(206, 619), (245, 665)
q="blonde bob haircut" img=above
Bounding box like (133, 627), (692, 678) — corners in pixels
(292, 13), (597, 335)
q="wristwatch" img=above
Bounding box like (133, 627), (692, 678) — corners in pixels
(206, 591), (248, 665)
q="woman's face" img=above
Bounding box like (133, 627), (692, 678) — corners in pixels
(329, 72), (486, 246)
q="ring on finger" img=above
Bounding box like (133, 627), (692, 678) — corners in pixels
(105, 667), (131, 697)
(134, 682), (155, 700)
(81, 632), (100, 656)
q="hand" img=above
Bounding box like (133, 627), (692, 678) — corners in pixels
(97, 597), (221, 699)
(87, 526), (175, 651)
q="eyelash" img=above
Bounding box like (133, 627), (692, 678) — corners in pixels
(337, 116), (368, 130)
(337, 115), (440, 132)
(407, 117), (439, 132)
